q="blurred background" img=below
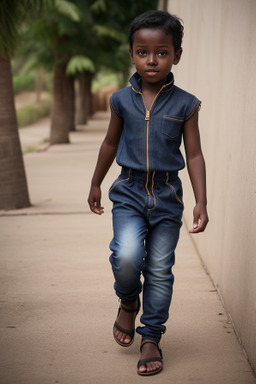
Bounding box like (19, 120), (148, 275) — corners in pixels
(1, 0), (158, 145)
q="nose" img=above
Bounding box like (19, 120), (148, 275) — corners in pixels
(147, 53), (157, 66)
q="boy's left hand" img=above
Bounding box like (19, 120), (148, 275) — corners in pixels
(189, 202), (209, 233)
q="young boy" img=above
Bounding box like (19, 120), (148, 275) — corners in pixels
(88, 10), (208, 376)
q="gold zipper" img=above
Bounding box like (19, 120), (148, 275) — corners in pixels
(144, 109), (150, 196)
(141, 85), (167, 200)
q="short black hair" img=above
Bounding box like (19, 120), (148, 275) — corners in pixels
(128, 10), (184, 52)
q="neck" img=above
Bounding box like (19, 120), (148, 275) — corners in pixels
(141, 78), (167, 96)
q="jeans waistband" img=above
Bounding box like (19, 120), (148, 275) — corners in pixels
(121, 167), (178, 184)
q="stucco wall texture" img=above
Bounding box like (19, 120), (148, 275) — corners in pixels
(168, 0), (256, 371)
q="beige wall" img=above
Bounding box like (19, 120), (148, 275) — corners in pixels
(168, 0), (256, 370)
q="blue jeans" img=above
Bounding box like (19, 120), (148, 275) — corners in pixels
(109, 167), (184, 343)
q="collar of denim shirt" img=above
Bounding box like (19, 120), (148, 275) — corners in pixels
(129, 71), (175, 93)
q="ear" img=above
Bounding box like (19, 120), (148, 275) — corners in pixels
(129, 48), (135, 64)
(174, 47), (182, 65)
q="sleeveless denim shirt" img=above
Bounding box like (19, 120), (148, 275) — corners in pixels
(110, 72), (201, 173)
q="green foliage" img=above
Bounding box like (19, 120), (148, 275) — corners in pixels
(93, 25), (126, 43)
(10, 0), (158, 89)
(12, 57), (53, 93)
(17, 98), (52, 127)
(92, 71), (119, 91)
(13, 72), (37, 93)
(0, 0), (49, 57)
(23, 146), (38, 154)
(55, 0), (81, 21)
(116, 43), (132, 70)
(66, 56), (96, 76)
(90, 0), (107, 13)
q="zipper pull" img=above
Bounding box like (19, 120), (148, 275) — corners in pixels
(145, 110), (150, 121)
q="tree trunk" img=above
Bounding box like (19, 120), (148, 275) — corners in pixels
(84, 71), (93, 118)
(66, 75), (75, 132)
(36, 67), (43, 103)
(77, 71), (93, 125)
(77, 72), (87, 125)
(50, 45), (70, 144)
(0, 57), (30, 210)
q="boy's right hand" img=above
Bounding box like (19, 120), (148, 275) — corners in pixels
(88, 185), (104, 215)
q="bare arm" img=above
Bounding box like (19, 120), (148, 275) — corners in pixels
(183, 110), (209, 233)
(88, 110), (123, 214)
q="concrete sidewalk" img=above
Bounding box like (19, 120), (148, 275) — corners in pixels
(0, 113), (255, 384)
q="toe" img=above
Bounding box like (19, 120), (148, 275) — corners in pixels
(114, 327), (131, 344)
(148, 362), (156, 373)
(124, 335), (131, 344)
(138, 364), (147, 373)
(152, 361), (162, 372)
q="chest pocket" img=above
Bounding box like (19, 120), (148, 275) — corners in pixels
(161, 115), (184, 139)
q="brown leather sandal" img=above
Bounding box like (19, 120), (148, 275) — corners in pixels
(113, 297), (140, 347)
(137, 339), (163, 376)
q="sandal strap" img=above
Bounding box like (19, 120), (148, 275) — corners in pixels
(121, 304), (138, 313)
(137, 357), (163, 369)
(113, 298), (140, 348)
(113, 321), (135, 337)
(120, 297), (141, 314)
(140, 340), (163, 359)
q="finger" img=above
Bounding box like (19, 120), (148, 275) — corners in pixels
(189, 217), (208, 233)
(94, 200), (104, 214)
(189, 223), (199, 233)
(91, 205), (104, 215)
(95, 206), (104, 214)
(88, 199), (104, 215)
(189, 212), (200, 233)
(198, 217), (208, 232)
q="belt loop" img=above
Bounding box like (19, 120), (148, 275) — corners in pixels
(166, 171), (169, 184)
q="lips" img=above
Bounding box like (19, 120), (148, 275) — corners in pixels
(146, 70), (159, 76)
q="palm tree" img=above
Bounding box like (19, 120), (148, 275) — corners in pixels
(15, 0), (158, 146)
(50, 0), (157, 130)
(0, 0), (39, 209)
(50, 38), (71, 144)
(66, 0), (158, 124)
(47, 1), (81, 144)
(66, 56), (96, 125)
(15, 0), (81, 142)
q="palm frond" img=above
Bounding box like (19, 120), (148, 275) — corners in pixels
(93, 25), (126, 43)
(0, 2), (19, 56)
(66, 56), (96, 76)
(91, 0), (107, 14)
(58, 20), (78, 36)
(19, 57), (40, 74)
(55, 0), (80, 22)
(0, 0), (52, 57)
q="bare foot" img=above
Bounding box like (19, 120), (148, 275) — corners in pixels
(138, 341), (163, 375)
(113, 301), (139, 345)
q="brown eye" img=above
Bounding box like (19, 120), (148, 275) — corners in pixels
(158, 51), (167, 56)
(138, 50), (147, 56)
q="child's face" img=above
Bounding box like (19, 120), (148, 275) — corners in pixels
(129, 28), (182, 87)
